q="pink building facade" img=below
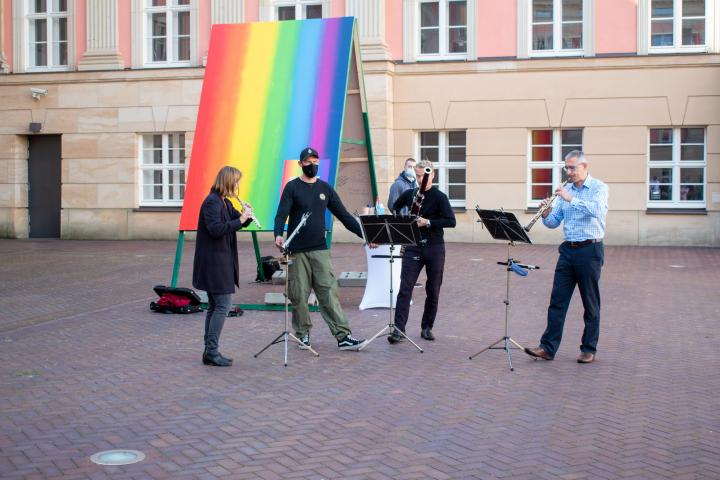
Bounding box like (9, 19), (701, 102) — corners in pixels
(0, 1), (719, 245)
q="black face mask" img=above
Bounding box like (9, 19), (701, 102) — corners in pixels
(302, 163), (319, 178)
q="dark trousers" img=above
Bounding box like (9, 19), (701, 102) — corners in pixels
(540, 242), (604, 357)
(394, 243), (446, 332)
(204, 293), (232, 354)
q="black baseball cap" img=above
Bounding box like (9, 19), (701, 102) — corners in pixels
(299, 147), (319, 162)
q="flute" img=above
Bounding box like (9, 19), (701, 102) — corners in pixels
(234, 196), (262, 229)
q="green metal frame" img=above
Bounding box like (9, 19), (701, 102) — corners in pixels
(363, 111), (379, 201)
(169, 230), (320, 311)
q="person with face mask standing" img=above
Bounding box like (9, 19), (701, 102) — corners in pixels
(388, 160), (456, 343)
(273, 147), (370, 352)
(387, 158), (417, 214)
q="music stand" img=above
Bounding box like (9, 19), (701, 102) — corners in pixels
(469, 208), (538, 371)
(356, 215), (424, 352)
(254, 212), (319, 366)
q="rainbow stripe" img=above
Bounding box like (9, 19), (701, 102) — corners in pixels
(179, 17), (357, 231)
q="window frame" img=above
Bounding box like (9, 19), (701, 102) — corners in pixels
(22, 0), (72, 72)
(143, 0), (194, 67)
(418, 130), (467, 208)
(527, 128), (583, 208)
(648, 0), (709, 53)
(271, 0), (326, 21)
(647, 127), (706, 208)
(138, 133), (188, 207)
(529, 0), (585, 57)
(415, 0), (469, 61)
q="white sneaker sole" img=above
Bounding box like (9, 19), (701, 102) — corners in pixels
(338, 339), (368, 351)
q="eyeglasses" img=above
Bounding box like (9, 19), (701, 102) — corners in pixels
(563, 163), (586, 172)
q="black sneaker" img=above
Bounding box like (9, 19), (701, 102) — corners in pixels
(298, 332), (311, 350)
(337, 335), (367, 351)
(387, 329), (404, 344)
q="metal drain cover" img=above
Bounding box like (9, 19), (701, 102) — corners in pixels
(90, 450), (145, 466)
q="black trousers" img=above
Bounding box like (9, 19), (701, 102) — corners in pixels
(393, 243), (446, 332)
(540, 241), (604, 357)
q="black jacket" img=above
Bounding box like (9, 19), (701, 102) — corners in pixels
(273, 178), (363, 252)
(192, 191), (251, 294)
(392, 186), (456, 245)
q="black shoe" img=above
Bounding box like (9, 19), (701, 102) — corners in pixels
(202, 352), (232, 367)
(337, 335), (367, 351)
(297, 332), (311, 350)
(421, 328), (435, 341)
(387, 329), (404, 344)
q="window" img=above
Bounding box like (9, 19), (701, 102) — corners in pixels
(650, 0), (707, 51)
(648, 127), (706, 207)
(528, 129), (583, 205)
(145, 0), (192, 65)
(530, 0), (583, 56)
(26, 0), (69, 70)
(140, 134), (187, 206)
(417, 0), (467, 58)
(274, 1), (324, 21)
(419, 131), (466, 207)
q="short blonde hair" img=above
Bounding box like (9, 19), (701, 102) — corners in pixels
(211, 166), (242, 197)
(416, 159), (434, 171)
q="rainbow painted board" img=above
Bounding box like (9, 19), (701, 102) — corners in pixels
(179, 17), (359, 232)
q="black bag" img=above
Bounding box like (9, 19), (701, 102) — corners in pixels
(150, 285), (203, 314)
(256, 256), (280, 282)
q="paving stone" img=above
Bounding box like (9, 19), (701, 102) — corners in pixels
(0, 240), (718, 479)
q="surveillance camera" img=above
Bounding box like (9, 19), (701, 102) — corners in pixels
(31, 87), (48, 100)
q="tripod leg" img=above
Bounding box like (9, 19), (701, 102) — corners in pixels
(505, 337), (514, 372)
(288, 333), (319, 356)
(395, 328), (424, 353)
(468, 337), (505, 360)
(508, 337), (525, 351)
(254, 332), (286, 358)
(283, 331), (288, 367)
(358, 324), (391, 350)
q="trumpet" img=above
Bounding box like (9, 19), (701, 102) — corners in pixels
(234, 196), (262, 229)
(524, 180), (569, 232)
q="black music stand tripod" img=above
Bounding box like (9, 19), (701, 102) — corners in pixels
(254, 212), (319, 366)
(356, 215), (424, 352)
(469, 208), (539, 371)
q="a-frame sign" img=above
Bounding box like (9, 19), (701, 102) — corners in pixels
(171, 17), (378, 310)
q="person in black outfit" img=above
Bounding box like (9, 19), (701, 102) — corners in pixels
(193, 166), (253, 367)
(273, 146), (374, 351)
(389, 160), (456, 343)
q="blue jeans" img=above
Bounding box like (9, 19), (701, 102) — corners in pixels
(540, 242), (604, 357)
(204, 293), (232, 355)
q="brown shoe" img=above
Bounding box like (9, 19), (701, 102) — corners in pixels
(577, 352), (595, 363)
(524, 346), (553, 360)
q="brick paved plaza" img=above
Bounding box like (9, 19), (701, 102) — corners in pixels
(1, 239), (719, 479)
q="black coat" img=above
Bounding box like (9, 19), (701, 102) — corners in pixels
(192, 192), (251, 294)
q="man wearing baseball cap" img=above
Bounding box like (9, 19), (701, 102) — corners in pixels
(273, 146), (369, 351)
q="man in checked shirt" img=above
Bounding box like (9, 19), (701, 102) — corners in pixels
(525, 150), (609, 364)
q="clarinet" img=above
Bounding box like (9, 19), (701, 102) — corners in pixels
(523, 180), (569, 232)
